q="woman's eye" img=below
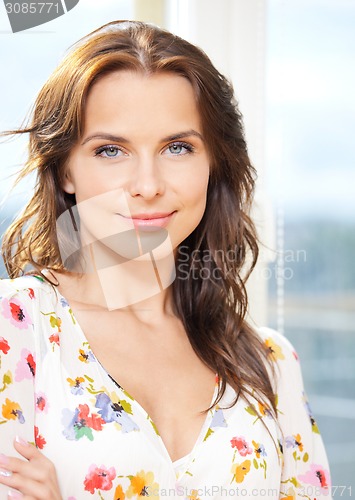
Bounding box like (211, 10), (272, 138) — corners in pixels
(165, 142), (194, 156)
(94, 145), (124, 158)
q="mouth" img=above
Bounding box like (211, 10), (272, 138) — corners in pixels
(118, 211), (177, 230)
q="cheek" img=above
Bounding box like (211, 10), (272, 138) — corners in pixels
(186, 169), (210, 209)
(69, 174), (113, 203)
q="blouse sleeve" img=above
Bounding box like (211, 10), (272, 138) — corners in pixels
(259, 327), (332, 500)
(0, 279), (37, 464)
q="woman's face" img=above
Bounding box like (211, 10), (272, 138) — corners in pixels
(62, 70), (210, 261)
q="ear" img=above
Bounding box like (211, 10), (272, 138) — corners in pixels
(62, 169), (75, 194)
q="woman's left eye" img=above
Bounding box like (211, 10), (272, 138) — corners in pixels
(165, 142), (194, 156)
(94, 145), (124, 158)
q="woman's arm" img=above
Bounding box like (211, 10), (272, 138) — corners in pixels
(259, 327), (332, 500)
(0, 280), (62, 499)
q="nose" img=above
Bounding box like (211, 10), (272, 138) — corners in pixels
(128, 154), (165, 200)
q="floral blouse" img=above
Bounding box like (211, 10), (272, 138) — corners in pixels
(0, 276), (332, 499)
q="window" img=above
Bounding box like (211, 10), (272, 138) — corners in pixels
(266, 0), (355, 493)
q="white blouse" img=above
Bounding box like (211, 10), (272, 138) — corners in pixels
(0, 276), (332, 499)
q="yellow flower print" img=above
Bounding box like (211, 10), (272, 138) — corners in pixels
(2, 398), (25, 423)
(78, 348), (95, 363)
(265, 337), (285, 361)
(252, 440), (267, 458)
(49, 314), (62, 332)
(231, 460), (251, 483)
(114, 484), (126, 499)
(257, 401), (273, 418)
(294, 433), (303, 452)
(79, 349), (88, 362)
(188, 490), (201, 500)
(280, 486), (296, 499)
(67, 376), (85, 396)
(108, 391), (134, 416)
(126, 470), (159, 498)
(285, 433), (304, 453)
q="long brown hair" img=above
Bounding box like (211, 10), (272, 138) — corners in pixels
(1, 20), (276, 416)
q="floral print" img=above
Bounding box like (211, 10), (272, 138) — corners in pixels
(0, 277), (332, 499)
(231, 459), (251, 483)
(35, 391), (49, 413)
(94, 393), (139, 433)
(15, 348), (36, 381)
(84, 464), (116, 494)
(125, 470), (159, 498)
(62, 404), (105, 441)
(298, 463), (331, 490)
(265, 336), (285, 361)
(1, 397), (25, 423)
(0, 336), (10, 355)
(67, 376), (85, 395)
(230, 436), (253, 456)
(34, 425), (46, 449)
(1, 297), (32, 329)
(82, 465), (160, 498)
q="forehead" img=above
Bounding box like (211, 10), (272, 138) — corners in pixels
(83, 70), (202, 137)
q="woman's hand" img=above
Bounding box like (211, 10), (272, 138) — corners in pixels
(0, 436), (62, 499)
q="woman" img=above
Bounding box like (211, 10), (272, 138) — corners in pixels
(0, 21), (331, 499)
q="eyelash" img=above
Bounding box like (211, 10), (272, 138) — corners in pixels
(93, 141), (195, 158)
(167, 141), (195, 155)
(94, 145), (124, 158)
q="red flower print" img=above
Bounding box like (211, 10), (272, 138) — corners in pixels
(84, 464), (116, 494)
(34, 426), (46, 449)
(298, 463), (331, 491)
(35, 392), (49, 413)
(15, 349), (36, 381)
(0, 336), (10, 355)
(230, 436), (253, 456)
(28, 288), (35, 299)
(27, 353), (36, 376)
(49, 333), (60, 346)
(37, 398), (45, 411)
(11, 303), (24, 321)
(1, 298), (32, 329)
(62, 404), (106, 441)
(78, 404), (105, 431)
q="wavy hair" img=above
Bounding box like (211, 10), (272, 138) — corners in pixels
(1, 20), (276, 416)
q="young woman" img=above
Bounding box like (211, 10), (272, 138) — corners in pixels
(0, 21), (331, 500)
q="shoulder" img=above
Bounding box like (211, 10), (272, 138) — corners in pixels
(256, 326), (299, 363)
(0, 276), (57, 329)
(254, 326), (305, 395)
(0, 275), (54, 301)
(0, 275), (48, 295)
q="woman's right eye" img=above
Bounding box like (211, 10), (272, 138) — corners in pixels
(94, 145), (124, 158)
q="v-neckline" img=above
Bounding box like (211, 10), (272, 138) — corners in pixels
(54, 285), (220, 467)
(108, 371), (219, 466)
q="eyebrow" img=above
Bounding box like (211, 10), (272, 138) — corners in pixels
(81, 129), (204, 146)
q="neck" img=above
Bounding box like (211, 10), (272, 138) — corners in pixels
(58, 239), (178, 322)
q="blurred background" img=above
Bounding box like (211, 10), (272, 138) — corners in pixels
(0, 0), (354, 496)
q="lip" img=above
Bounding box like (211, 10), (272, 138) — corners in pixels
(118, 211), (176, 230)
